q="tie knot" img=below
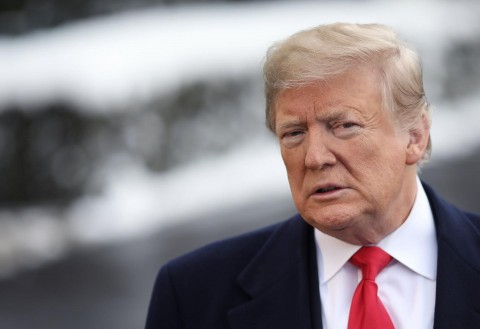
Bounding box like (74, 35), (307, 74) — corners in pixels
(349, 246), (392, 280)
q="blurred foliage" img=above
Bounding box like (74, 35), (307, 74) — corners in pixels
(0, 76), (261, 207)
(0, 104), (97, 207)
(0, 0), (272, 35)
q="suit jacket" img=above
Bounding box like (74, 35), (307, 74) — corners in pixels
(145, 183), (480, 329)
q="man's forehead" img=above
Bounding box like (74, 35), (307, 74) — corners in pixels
(275, 105), (366, 134)
(275, 69), (383, 120)
(276, 91), (365, 118)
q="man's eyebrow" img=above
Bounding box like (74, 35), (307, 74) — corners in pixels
(275, 120), (305, 131)
(275, 107), (358, 131)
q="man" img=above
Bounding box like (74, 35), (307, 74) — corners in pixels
(145, 23), (480, 329)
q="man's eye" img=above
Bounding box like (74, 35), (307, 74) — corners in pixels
(286, 130), (304, 137)
(280, 130), (305, 147)
(333, 122), (361, 138)
(334, 122), (359, 130)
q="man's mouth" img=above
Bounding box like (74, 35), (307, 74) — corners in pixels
(316, 186), (342, 194)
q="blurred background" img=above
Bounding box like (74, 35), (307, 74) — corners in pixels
(0, 0), (479, 328)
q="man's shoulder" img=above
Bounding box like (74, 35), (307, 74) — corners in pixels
(423, 182), (480, 269)
(463, 210), (480, 227)
(423, 182), (480, 229)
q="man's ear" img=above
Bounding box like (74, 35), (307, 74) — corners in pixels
(406, 112), (430, 165)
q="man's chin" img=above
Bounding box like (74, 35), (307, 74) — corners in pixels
(303, 212), (354, 233)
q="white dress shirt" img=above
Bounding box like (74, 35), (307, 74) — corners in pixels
(315, 177), (438, 329)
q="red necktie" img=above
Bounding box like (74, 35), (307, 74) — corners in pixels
(347, 246), (394, 329)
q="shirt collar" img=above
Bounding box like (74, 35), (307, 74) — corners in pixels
(315, 177), (438, 284)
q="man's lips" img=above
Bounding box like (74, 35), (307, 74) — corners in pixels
(316, 186), (342, 193)
(310, 184), (346, 195)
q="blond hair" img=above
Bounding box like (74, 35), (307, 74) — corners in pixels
(263, 22), (431, 161)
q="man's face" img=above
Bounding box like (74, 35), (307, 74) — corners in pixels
(275, 65), (419, 245)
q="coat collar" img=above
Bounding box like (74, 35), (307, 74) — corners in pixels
(228, 215), (322, 329)
(423, 183), (480, 328)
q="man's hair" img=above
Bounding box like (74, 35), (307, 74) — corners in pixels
(263, 22), (431, 162)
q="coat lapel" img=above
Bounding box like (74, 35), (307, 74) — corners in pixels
(227, 215), (322, 329)
(424, 184), (480, 328)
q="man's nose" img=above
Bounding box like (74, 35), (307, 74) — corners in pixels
(304, 130), (336, 170)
